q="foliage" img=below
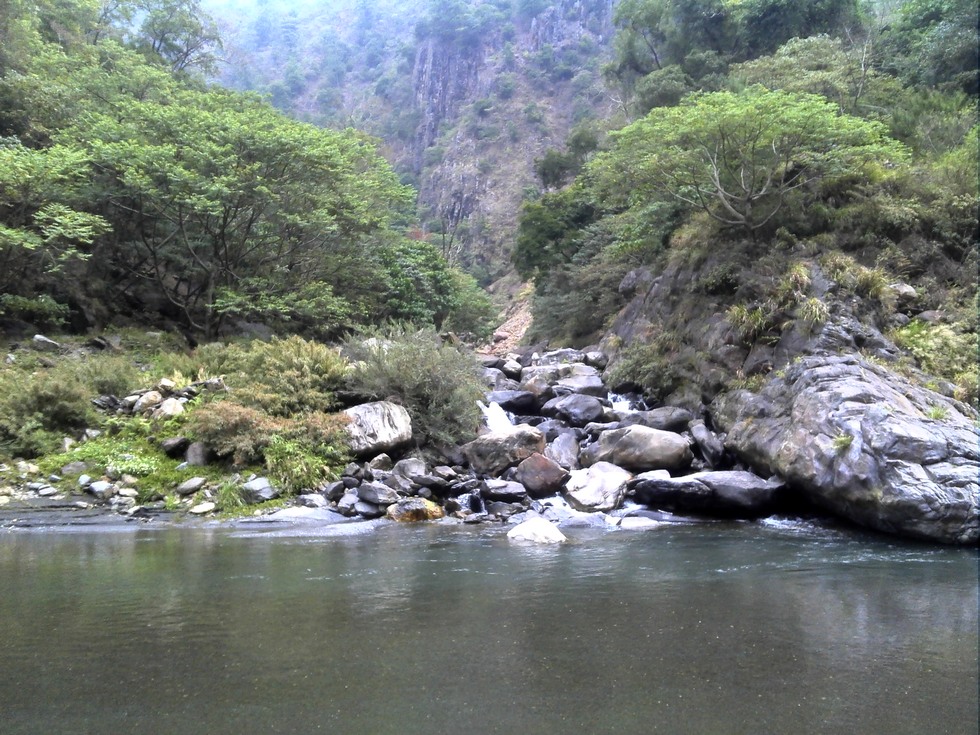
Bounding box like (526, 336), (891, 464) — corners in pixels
(607, 336), (680, 403)
(342, 325), (484, 447)
(599, 87), (907, 233)
(891, 320), (978, 404)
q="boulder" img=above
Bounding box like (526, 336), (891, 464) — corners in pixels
(487, 390), (538, 413)
(581, 425), (693, 472)
(631, 470), (783, 517)
(175, 477), (207, 497)
(545, 432), (580, 470)
(392, 457), (427, 483)
(133, 390), (164, 414)
(189, 502), (215, 515)
(513, 453), (570, 498)
(343, 401), (413, 457)
(241, 477), (279, 504)
(160, 437), (190, 459)
(184, 442), (213, 466)
(356, 481), (401, 506)
(553, 374), (607, 397)
(507, 516), (567, 543)
(386, 497), (445, 522)
(689, 420), (725, 468)
(480, 479), (528, 502)
(563, 462), (633, 512)
(713, 354), (980, 544)
(153, 397), (184, 418)
(618, 406), (694, 432)
(541, 394), (605, 426)
(463, 425), (546, 475)
(31, 334), (61, 352)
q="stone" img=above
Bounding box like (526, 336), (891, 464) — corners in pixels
(553, 373), (607, 398)
(31, 334), (61, 352)
(480, 478), (528, 502)
(689, 420), (725, 468)
(367, 453), (394, 472)
(175, 477), (207, 497)
(355, 501), (384, 518)
(324, 481), (346, 501)
(37, 486), (58, 497)
(500, 359), (523, 379)
(133, 391), (164, 414)
(160, 437), (190, 458)
(631, 470), (782, 518)
(487, 390), (538, 413)
(541, 394), (605, 427)
(545, 432), (581, 470)
(513, 453), (570, 498)
(297, 493), (328, 508)
(152, 397), (185, 418)
(337, 490), (359, 515)
(88, 480), (115, 499)
(185, 442), (213, 466)
(117, 487), (139, 498)
(713, 354), (980, 544)
(392, 457), (428, 482)
(581, 425), (693, 472)
(77, 474), (92, 488)
(507, 516), (567, 543)
(536, 348), (587, 365)
(618, 406), (694, 433)
(343, 401), (413, 457)
(386, 498), (445, 522)
(189, 502), (216, 515)
(357, 481), (401, 506)
(463, 425), (546, 476)
(241, 477), (279, 504)
(564, 462), (633, 513)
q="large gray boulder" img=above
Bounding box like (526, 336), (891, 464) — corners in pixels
(343, 401), (413, 457)
(463, 425), (546, 475)
(618, 406), (694, 433)
(513, 453), (570, 498)
(713, 354), (979, 544)
(581, 425), (693, 472)
(563, 462), (633, 512)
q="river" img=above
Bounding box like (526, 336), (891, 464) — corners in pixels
(0, 518), (976, 734)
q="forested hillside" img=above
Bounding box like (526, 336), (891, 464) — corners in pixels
(206, 0), (619, 282)
(0, 0), (494, 340)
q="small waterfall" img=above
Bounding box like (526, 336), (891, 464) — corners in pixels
(478, 401), (515, 433)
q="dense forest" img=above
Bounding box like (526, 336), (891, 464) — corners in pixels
(0, 0), (496, 341)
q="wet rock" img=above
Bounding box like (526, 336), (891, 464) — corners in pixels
(554, 373), (607, 397)
(541, 394), (605, 426)
(354, 501), (384, 518)
(486, 501), (524, 519)
(631, 470), (782, 518)
(513, 453), (569, 498)
(564, 462), (633, 513)
(463, 425), (546, 475)
(507, 516), (566, 543)
(487, 390), (538, 413)
(581, 425), (693, 472)
(337, 490), (359, 515)
(343, 401), (413, 457)
(386, 497), (444, 522)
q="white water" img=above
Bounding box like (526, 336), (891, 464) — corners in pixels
(478, 401), (515, 432)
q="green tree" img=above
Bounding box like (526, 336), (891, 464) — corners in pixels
(598, 87), (907, 232)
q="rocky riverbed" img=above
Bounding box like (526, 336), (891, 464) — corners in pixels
(3, 346), (976, 544)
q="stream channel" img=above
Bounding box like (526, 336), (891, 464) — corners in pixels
(1, 518), (977, 734)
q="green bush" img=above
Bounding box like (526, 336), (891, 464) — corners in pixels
(189, 336), (348, 417)
(607, 338), (680, 403)
(186, 401), (286, 465)
(891, 320), (978, 405)
(343, 325), (484, 448)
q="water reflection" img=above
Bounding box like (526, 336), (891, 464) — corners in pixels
(0, 523), (976, 734)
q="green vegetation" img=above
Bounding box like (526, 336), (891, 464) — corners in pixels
(343, 325), (485, 449)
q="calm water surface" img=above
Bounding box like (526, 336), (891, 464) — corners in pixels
(0, 519), (976, 734)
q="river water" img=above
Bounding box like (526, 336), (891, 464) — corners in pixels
(0, 518), (976, 734)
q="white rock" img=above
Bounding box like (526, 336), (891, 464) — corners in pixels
(153, 397), (184, 418)
(189, 502), (216, 514)
(133, 390), (164, 414)
(507, 516), (567, 544)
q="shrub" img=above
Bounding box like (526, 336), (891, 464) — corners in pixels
(891, 320), (978, 405)
(186, 401), (286, 465)
(190, 336), (348, 416)
(607, 338), (680, 404)
(343, 325), (484, 447)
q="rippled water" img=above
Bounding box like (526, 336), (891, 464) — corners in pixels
(0, 519), (976, 734)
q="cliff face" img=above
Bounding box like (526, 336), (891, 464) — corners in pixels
(209, 0), (617, 281)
